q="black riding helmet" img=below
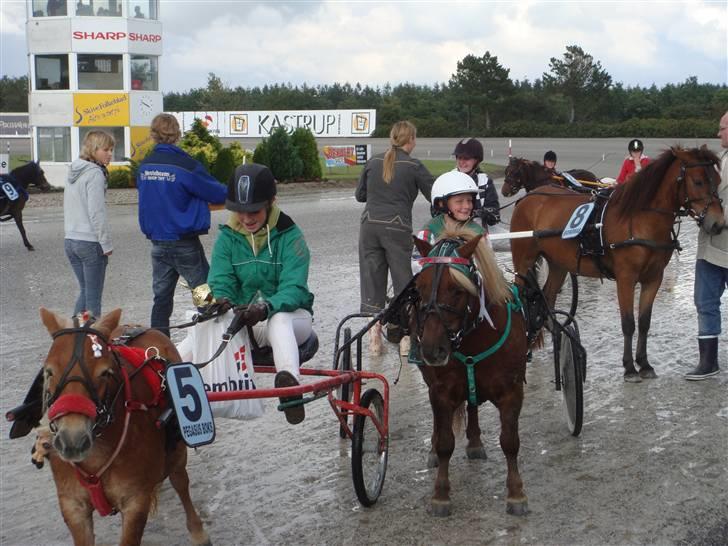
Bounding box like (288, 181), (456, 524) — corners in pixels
(453, 138), (484, 163)
(226, 163), (277, 212)
(628, 139), (644, 152)
(543, 150), (557, 163)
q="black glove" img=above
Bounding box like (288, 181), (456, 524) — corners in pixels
(241, 303), (269, 327)
(480, 207), (500, 226)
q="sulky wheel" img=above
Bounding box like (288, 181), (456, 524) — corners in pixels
(559, 323), (584, 436)
(535, 259), (579, 328)
(351, 388), (388, 506)
(338, 327), (353, 439)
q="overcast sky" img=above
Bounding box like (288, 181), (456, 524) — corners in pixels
(1, 0), (726, 93)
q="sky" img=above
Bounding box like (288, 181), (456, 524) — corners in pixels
(1, 0), (726, 93)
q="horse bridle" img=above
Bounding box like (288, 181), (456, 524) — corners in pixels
(413, 240), (481, 349)
(45, 319), (123, 435)
(675, 159), (722, 226)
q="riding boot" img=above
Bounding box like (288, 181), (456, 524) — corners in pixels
(684, 337), (720, 381)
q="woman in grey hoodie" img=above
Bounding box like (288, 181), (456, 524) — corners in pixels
(64, 130), (114, 318)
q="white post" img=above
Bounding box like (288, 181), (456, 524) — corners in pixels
(508, 139), (512, 158)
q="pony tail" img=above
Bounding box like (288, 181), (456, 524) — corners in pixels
(473, 239), (512, 305)
(383, 147), (396, 184)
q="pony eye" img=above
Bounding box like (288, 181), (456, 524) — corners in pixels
(44, 367), (53, 378)
(99, 368), (115, 379)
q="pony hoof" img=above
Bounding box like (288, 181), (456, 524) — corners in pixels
(466, 446), (487, 460)
(623, 373), (642, 383)
(506, 499), (529, 516)
(26, 246), (35, 251)
(639, 368), (658, 379)
(431, 499), (451, 517)
(426, 453), (439, 468)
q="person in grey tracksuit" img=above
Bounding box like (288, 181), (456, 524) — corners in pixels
(355, 121), (434, 314)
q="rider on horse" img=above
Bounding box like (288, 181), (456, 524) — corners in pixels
(207, 163), (315, 425)
(453, 138), (501, 228)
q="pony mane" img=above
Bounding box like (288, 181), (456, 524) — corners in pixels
(610, 147), (720, 219)
(437, 226), (512, 306)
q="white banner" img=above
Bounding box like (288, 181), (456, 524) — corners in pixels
(171, 109), (376, 138)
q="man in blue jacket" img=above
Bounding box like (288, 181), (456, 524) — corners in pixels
(137, 113), (227, 336)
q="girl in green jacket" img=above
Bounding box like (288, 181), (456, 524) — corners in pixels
(208, 163), (315, 424)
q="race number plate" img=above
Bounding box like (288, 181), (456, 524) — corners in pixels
(1, 181), (19, 201)
(165, 363), (215, 448)
(561, 171), (582, 187)
(562, 203), (594, 240)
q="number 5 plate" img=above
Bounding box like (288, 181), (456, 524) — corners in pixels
(166, 363), (216, 448)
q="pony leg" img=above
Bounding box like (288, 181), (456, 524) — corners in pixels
(58, 496), (94, 546)
(635, 276), (663, 379)
(496, 390), (528, 516)
(168, 447), (211, 546)
(465, 403), (487, 460)
(429, 393), (455, 517)
(616, 277), (640, 382)
(119, 497), (153, 546)
(13, 209), (34, 251)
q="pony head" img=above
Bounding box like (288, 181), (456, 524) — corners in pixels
(40, 308), (122, 462)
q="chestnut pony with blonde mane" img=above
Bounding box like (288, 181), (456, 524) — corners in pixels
(410, 226), (529, 517)
(36, 308), (210, 546)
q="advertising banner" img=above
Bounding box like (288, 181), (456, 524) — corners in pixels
(322, 144), (371, 167)
(172, 109), (375, 138)
(0, 114), (31, 138)
(130, 126), (154, 160)
(73, 93), (129, 126)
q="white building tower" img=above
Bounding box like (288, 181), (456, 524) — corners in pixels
(26, 0), (163, 185)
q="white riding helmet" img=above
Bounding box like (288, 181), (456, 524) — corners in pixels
(431, 170), (479, 213)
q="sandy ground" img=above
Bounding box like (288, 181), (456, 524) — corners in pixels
(1, 181), (727, 546)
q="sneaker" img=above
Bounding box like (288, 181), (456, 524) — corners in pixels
(274, 371), (305, 424)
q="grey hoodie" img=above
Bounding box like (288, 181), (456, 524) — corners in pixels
(64, 158), (112, 253)
(697, 150), (728, 268)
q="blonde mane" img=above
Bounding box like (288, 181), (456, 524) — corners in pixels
(437, 226), (512, 306)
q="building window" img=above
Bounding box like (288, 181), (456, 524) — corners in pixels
(32, 0), (68, 16)
(79, 127), (126, 162)
(75, 0), (122, 16)
(130, 56), (158, 91)
(37, 127), (71, 162)
(77, 54), (123, 90)
(129, 0), (157, 20)
(34, 55), (69, 90)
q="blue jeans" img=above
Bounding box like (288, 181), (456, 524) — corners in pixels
(151, 238), (210, 336)
(694, 259), (728, 337)
(64, 239), (108, 318)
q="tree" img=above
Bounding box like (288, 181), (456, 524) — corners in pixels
(542, 45), (612, 123)
(0, 76), (29, 112)
(265, 127), (303, 181)
(290, 127), (322, 179)
(449, 51), (512, 131)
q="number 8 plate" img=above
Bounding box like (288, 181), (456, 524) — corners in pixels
(165, 362), (216, 448)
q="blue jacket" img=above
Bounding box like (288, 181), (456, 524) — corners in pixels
(136, 143), (227, 241)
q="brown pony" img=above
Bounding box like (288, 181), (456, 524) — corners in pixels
(502, 156), (601, 197)
(410, 229), (528, 517)
(36, 308), (210, 546)
(510, 146), (725, 382)
(0, 161), (52, 250)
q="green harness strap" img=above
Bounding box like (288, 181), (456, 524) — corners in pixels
(453, 285), (522, 406)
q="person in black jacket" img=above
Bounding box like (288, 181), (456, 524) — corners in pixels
(453, 138), (500, 228)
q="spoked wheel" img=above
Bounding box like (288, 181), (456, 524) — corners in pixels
(535, 259), (578, 328)
(338, 327), (352, 439)
(352, 388), (388, 506)
(559, 323), (585, 436)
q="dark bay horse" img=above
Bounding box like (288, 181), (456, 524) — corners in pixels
(502, 156), (603, 197)
(1, 161), (52, 250)
(410, 229), (528, 517)
(510, 146), (725, 382)
(34, 308), (210, 546)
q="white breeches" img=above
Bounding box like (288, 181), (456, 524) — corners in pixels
(250, 309), (313, 379)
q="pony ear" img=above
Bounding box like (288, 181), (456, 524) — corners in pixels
(40, 307), (70, 336)
(94, 309), (122, 336)
(413, 235), (432, 259)
(457, 234), (483, 259)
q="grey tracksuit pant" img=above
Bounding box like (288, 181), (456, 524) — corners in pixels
(359, 220), (413, 314)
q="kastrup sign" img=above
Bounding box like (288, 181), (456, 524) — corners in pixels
(72, 31), (161, 42)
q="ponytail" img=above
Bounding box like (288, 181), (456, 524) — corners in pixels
(382, 120), (417, 183)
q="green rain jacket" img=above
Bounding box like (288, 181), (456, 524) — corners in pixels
(419, 214), (484, 244)
(208, 205), (314, 315)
